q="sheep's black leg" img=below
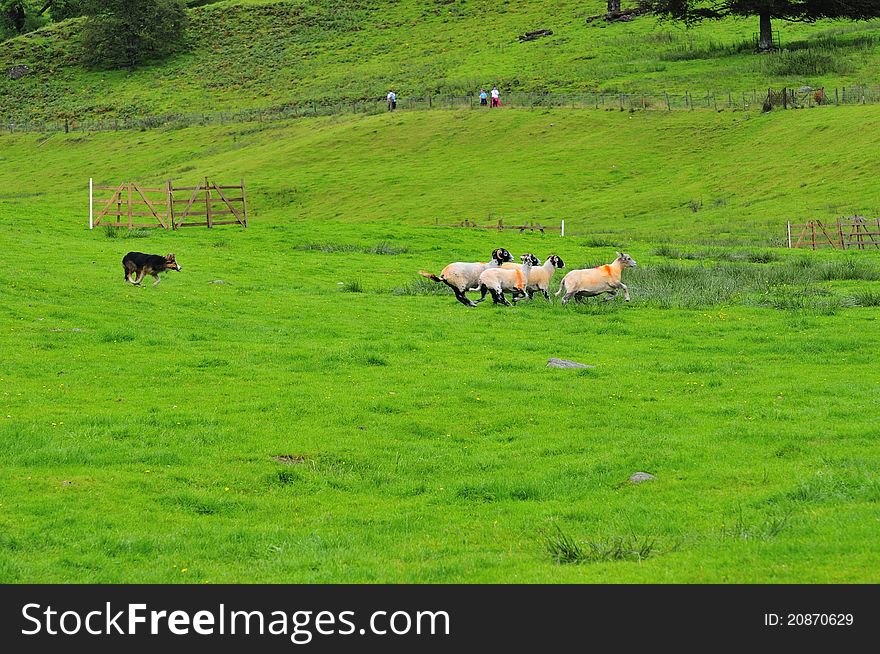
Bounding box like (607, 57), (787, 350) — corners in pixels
(453, 288), (477, 307)
(602, 290), (618, 302)
(474, 284), (489, 304)
(542, 289), (550, 300)
(495, 291), (512, 307)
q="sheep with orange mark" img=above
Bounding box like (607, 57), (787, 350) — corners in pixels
(502, 254), (565, 300)
(419, 248), (513, 307)
(556, 252), (637, 304)
(475, 253), (539, 306)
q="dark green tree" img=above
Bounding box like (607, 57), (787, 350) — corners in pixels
(1, 0), (28, 33)
(640, 1), (880, 51)
(80, 0), (188, 70)
(43, 0), (85, 21)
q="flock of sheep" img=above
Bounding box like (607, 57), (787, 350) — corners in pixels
(419, 248), (638, 308)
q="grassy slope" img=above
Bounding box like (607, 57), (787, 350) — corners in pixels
(2, 106), (880, 241)
(0, 108), (878, 582)
(3, 0), (880, 120)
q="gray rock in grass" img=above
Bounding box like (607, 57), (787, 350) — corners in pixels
(7, 65), (29, 80)
(547, 358), (596, 369)
(629, 472), (656, 484)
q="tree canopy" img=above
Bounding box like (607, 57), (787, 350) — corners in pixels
(80, 0), (189, 70)
(641, 1), (880, 50)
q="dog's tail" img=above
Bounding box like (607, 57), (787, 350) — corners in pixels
(418, 270), (443, 283)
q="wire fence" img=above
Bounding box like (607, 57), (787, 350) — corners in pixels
(4, 85), (880, 134)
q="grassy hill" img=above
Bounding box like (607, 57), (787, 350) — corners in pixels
(2, 0), (880, 120)
(2, 106), (880, 242)
(1, 107), (879, 582)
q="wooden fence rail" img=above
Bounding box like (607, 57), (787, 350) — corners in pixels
(787, 217), (880, 250)
(90, 177), (248, 230)
(435, 217), (565, 236)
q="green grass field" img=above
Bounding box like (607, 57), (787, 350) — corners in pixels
(1, 104), (878, 583)
(3, 0), (880, 120)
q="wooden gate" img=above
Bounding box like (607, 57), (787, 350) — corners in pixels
(92, 182), (172, 229)
(173, 178), (248, 229)
(789, 217), (880, 250)
(90, 178), (248, 230)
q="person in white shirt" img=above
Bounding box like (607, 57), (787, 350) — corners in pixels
(490, 86), (500, 108)
(387, 90), (397, 111)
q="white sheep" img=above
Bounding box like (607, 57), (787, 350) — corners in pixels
(475, 253), (538, 306)
(419, 248), (513, 307)
(502, 254), (565, 300)
(556, 252), (637, 304)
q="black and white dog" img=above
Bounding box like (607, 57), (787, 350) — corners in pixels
(122, 252), (181, 286)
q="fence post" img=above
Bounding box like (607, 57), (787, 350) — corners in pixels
(786, 221), (791, 248)
(561, 219), (565, 237)
(664, 92), (670, 111)
(835, 88), (839, 105)
(241, 177), (248, 227)
(89, 178), (93, 230)
(167, 180), (174, 230)
(205, 177), (213, 228)
(127, 183), (133, 229)
(782, 88), (787, 109)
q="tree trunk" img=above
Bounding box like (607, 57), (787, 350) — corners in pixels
(607, 0), (621, 13)
(758, 11), (773, 51)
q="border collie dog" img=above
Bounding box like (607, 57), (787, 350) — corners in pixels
(122, 252), (181, 286)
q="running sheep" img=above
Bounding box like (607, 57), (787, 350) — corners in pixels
(556, 252), (637, 304)
(475, 253), (539, 306)
(419, 248), (513, 307)
(502, 254), (565, 300)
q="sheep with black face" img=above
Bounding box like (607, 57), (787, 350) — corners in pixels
(475, 253), (539, 306)
(418, 248), (513, 307)
(502, 254), (565, 300)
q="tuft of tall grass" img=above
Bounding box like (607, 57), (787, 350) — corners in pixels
(719, 506), (794, 541)
(543, 525), (658, 564)
(103, 226), (152, 239)
(846, 290), (880, 307)
(392, 277), (452, 296)
(298, 241), (409, 255)
(364, 241), (409, 255)
(651, 245), (778, 263)
(752, 48), (850, 76)
(580, 236), (626, 248)
(659, 38), (754, 62)
(340, 280), (364, 293)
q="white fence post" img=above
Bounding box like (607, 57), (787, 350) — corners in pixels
(89, 177), (93, 230)
(561, 219), (565, 237)
(786, 220), (791, 248)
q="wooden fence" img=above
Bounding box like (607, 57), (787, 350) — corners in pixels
(90, 178), (248, 230)
(787, 217), (880, 250)
(435, 217), (565, 236)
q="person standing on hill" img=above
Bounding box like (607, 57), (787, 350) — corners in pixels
(490, 86), (500, 108)
(479, 89), (488, 106)
(387, 90), (397, 111)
